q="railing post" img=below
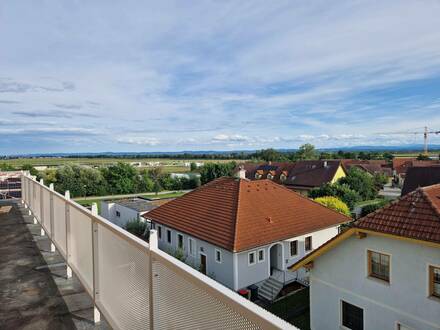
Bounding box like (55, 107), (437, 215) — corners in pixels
(49, 183), (55, 253)
(149, 229), (158, 330)
(91, 203), (101, 324)
(39, 179), (45, 236)
(65, 190), (72, 279)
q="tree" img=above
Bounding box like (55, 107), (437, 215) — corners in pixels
(417, 153), (430, 160)
(338, 167), (377, 200)
(125, 218), (148, 238)
(314, 196), (351, 217)
(190, 162), (197, 172)
(309, 182), (360, 209)
(296, 143), (318, 160)
(199, 162), (236, 184)
(373, 172), (388, 190)
(55, 165), (106, 197)
(100, 162), (138, 194)
(0, 163), (16, 171)
(255, 149), (283, 162)
(21, 164), (39, 177)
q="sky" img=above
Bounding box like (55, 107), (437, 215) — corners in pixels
(1, 0), (440, 155)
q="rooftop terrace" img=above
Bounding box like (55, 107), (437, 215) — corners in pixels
(0, 200), (108, 329)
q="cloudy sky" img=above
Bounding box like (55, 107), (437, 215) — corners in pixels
(1, 1), (440, 155)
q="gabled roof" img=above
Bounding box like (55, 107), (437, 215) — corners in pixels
(144, 177), (350, 252)
(285, 160), (343, 188)
(401, 166), (440, 195)
(235, 160), (344, 188)
(392, 158), (440, 175)
(290, 184), (440, 271)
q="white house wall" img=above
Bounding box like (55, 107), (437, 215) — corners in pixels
(100, 201), (140, 228)
(310, 235), (440, 330)
(153, 223), (235, 289)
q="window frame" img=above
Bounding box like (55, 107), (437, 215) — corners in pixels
(177, 233), (184, 250)
(290, 240), (298, 257)
(429, 264), (440, 299)
(340, 299), (364, 330)
(157, 225), (162, 240)
(166, 229), (172, 244)
(367, 250), (391, 283)
(305, 236), (313, 252)
(248, 251), (256, 266)
(215, 249), (222, 264)
(188, 237), (195, 256)
(257, 249), (265, 263)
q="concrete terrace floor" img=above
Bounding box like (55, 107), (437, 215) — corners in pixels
(0, 200), (110, 330)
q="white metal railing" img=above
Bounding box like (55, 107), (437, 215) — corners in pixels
(20, 174), (296, 330)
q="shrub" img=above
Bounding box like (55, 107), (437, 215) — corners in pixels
(314, 196), (351, 217)
(125, 218), (148, 238)
(309, 183), (360, 209)
(361, 200), (389, 217)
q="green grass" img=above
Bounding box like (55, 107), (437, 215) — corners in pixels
(0, 157), (244, 168)
(267, 288), (310, 330)
(355, 198), (384, 208)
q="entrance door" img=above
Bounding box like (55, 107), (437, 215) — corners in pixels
(200, 254), (207, 275)
(270, 244), (282, 275)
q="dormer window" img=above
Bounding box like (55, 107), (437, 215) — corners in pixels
(280, 174), (287, 182)
(255, 173), (262, 179)
(267, 174), (273, 180)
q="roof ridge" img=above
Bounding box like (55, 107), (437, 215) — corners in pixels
(420, 186), (440, 217)
(232, 179), (243, 252)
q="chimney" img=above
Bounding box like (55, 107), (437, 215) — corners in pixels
(237, 166), (246, 179)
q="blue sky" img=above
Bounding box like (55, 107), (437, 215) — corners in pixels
(1, 1), (440, 155)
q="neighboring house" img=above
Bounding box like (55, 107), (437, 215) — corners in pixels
(100, 197), (172, 228)
(392, 157), (440, 178)
(341, 159), (392, 177)
(144, 177), (350, 300)
(291, 184), (440, 330)
(235, 160), (346, 195)
(401, 166), (440, 195)
(0, 171), (25, 199)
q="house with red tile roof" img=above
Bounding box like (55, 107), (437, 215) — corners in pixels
(290, 184), (440, 330)
(144, 177), (350, 300)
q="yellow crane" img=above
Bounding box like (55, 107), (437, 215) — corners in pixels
(379, 126), (440, 155)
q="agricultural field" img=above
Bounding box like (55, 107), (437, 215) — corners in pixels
(0, 157), (245, 173)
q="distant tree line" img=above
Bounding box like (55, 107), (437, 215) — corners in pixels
(31, 163), (201, 198)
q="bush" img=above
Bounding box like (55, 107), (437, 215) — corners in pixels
(314, 196), (351, 216)
(125, 218), (148, 237)
(338, 167), (377, 200)
(361, 200), (389, 217)
(309, 183), (360, 209)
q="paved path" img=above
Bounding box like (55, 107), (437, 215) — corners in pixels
(0, 200), (109, 329)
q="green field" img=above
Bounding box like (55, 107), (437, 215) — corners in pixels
(0, 157), (244, 173)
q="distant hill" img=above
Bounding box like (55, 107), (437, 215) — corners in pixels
(2, 144), (440, 158)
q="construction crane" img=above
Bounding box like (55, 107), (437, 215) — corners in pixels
(379, 126), (440, 155)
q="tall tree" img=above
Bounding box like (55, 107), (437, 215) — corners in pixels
(296, 143), (318, 160)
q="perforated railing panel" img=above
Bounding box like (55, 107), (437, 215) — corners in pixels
(42, 188), (51, 235)
(32, 182), (41, 221)
(53, 195), (67, 258)
(69, 206), (93, 295)
(97, 224), (151, 330)
(152, 258), (262, 330)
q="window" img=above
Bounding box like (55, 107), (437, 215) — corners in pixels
(157, 225), (162, 240)
(215, 249), (222, 263)
(267, 174), (273, 180)
(341, 301), (363, 330)
(258, 249), (265, 262)
(368, 250), (390, 282)
(397, 324), (413, 330)
(305, 236), (312, 251)
(177, 233), (184, 250)
(290, 240), (298, 256)
(248, 252), (256, 265)
(429, 265), (440, 298)
(188, 238), (195, 256)
(280, 174), (287, 182)
(116, 210), (121, 217)
(166, 229), (172, 244)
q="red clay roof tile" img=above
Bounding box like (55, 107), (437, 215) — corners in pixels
(145, 177), (350, 252)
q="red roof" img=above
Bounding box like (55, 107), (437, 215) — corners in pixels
(355, 184), (440, 244)
(145, 177), (350, 252)
(392, 158), (440, 175)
